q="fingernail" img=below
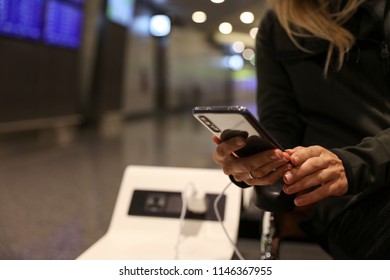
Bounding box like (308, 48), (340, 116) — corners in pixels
(284, 184), (296, 194)
(283, 152), (291, 161)
(291, 155), (300, 164)
(283, 171), (293, 184)
(235, 139), (245, 147)
(270, 154), (281, 160)
(294, 197), (304, 206)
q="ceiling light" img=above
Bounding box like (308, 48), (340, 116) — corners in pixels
(219, 22), (232, 34)
(240, 11), (254, 24)
(232, 41), (245, 53)
(242, 48), (255, 60)
(149, 15), (171, 37)
(250, 27), (258, 39)
(224, 55), (244, 71)
(210, 0), (225, 3)
(192, 11), (207, 23)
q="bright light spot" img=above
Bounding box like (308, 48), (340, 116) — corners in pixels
(242, 48), (255, 60)
(219, 22), (232, 34)
(232, 41), (245, 53)
(192, 11), (207, 23)
(228, 55), (244, 70)
(149, 15), (171, 37)
(133, 15), (150, 36)
(224, 55), (244, 70)
(210, 0), (225, 3)
(250, 27), (258, 39)
(240, 11), (254, 24)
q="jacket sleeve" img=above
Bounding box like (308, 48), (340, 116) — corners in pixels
(333, 127), (390, 196)
(255, 12), (305, 149)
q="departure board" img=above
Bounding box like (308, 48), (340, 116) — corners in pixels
(43, 0), (83, 48)
(0, 0), (84, 49)
(0, 0), (45, 40)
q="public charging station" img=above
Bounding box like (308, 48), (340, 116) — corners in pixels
(78, 165), (242, 260)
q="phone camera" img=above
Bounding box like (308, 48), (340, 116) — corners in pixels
(199, 115), (221, 133)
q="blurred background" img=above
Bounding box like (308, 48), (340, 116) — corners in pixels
(0, 0), (330, 259)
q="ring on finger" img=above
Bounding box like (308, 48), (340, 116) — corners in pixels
(248, 171), (256, 180)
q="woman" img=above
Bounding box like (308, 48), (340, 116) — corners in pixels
(213, 0), (390, 259)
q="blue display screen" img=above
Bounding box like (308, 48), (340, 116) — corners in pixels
(0, 0), (45, 40)
(0, 0), (84, 49)
(67, 0), (84, 4)
(43, 0), (83, 48)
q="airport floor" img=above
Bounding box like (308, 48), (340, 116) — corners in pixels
(0, 112), (331, 260)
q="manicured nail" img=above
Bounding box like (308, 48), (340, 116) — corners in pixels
(284, 171), (293, 184)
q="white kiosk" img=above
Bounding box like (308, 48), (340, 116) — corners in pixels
(78, 166), (242, 260)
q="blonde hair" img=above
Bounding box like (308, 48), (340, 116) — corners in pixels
(271, 0), (365, 74)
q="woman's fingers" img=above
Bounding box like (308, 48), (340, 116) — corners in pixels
(212, 135), (292, 186)
(282, 146), (348, 206)
(293, 179), (346, 206)
(214, 142), (348, 206)
(222, 149), (288, 176)
(243, 163), (292, 186)
(213, 137), (246, 163)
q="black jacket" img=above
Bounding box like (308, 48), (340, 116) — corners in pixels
(255, 0), (390, 232)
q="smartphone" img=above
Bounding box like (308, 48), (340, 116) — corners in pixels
(193, 105), (295, 212)
(192, 105), (284, 157)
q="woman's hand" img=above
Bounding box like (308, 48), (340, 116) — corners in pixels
(283, 146), (348, 207)
(212, 135), (291, 186)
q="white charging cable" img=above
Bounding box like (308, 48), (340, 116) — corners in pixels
(174, 182), (192, 260)
(175, 181), (245, 260)
(214, 181), (245, 260)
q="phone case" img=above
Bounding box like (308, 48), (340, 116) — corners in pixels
(192, 105), (283, 156)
